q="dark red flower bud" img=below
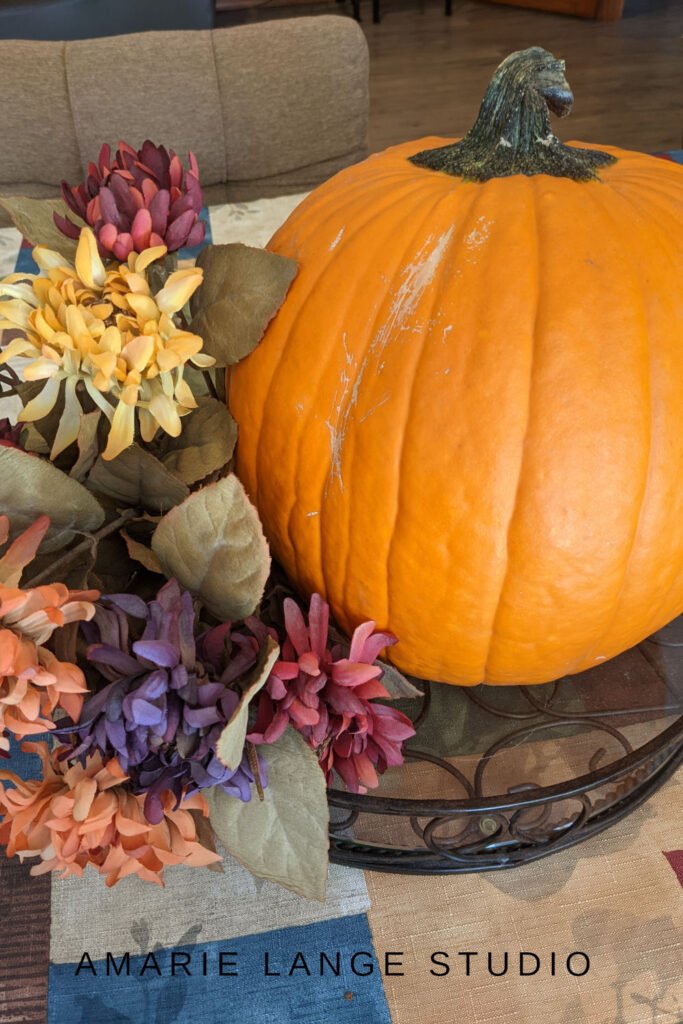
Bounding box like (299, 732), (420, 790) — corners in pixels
(54, 140), (205, 257)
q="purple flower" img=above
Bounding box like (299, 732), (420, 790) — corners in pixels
(55, 140), (205, 258)
(246, 595), (415, 794)
(55, 579), (266, 824)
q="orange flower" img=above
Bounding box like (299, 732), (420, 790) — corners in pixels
(0, 742), (222, 885)
(0, 515), (98, 752)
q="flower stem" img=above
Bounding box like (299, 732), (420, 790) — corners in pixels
(0, 364), (21, 387)
(247, 742), (265, 801)
(202, 369), (219, 401)
(24, 509), (137, 588)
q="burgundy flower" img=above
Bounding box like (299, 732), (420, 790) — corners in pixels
(0, 419), (23, 451)
(55, 140), (206, 258)
(246, 595), (415, 794)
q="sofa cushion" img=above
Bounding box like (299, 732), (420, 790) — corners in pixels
(0, 17), (368, 228)
(0, 40), (82, 187)
(214, 16), (368, 182)
(66, 30), (227, 186)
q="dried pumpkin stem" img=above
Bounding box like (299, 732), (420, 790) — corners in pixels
(409, 47), (616, 182)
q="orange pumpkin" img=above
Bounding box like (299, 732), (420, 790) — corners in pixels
(229, 47), (683, 686)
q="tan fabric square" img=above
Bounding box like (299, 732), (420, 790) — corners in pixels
(365, 771), (683, 1024)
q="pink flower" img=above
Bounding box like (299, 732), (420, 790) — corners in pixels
(247, 595), (415, 794)
(55, 140), (205, 258)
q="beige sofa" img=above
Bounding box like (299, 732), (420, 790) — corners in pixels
(0, 15), (369, 226)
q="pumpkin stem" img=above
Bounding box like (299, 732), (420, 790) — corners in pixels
(409, 47), (616, 182)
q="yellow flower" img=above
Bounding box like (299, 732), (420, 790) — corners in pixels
(0, 228), (213, 460)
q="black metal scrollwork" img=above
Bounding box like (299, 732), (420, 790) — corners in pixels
(327, 627), (683, 874)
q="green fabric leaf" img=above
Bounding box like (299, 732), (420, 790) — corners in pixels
(20, 422), (50, 455)
(189, 243), (297, 367)
(188, 810), (224, 875)
(0, 446), (104, 553)
(120, 530), (164, 575)
(86, 444), (189, 513)
(182, 365), (210, 398)
(377, 662), (424, 699)
(14, 379), (63, 451)
(151, 474), (270, 621)
(207, 726), (329, 901)
(0, 196), (79, 261)
(89, 531), (132, 595)
(158, 397), (238, 485)
(215, 637), (279, 772)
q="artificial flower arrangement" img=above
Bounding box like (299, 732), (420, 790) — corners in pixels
(0, 142), (417, 899)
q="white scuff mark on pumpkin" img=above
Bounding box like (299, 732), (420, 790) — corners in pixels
(465, 216), (491, 251)
(324, 230), (453, 494)
(326, 423), (345, 492)
(325, 336), (357, 492)
(359, 394), (390, 423)
(444, 367), (451, 374)
(306, 511), (319, 517)
(442, 324), (453, 345)
(295, 402), (304, 416)
(329, 227), (345, 251)
(387, 228), (455, 327)
(326, 417), (348, 492)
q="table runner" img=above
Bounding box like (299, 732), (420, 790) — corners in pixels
(0, 157), (681, 1024)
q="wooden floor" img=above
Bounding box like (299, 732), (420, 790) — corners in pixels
(217, 0), (683, 154)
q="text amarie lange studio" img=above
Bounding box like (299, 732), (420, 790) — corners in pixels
(74, 949), (591, 978)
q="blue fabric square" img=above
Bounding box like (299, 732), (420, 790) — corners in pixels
(49, 913), (392, 1024)
(3, 733), (49, 783)
(178, 206), (212, 261)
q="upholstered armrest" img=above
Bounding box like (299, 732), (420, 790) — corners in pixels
(0, 16), (369, 226)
